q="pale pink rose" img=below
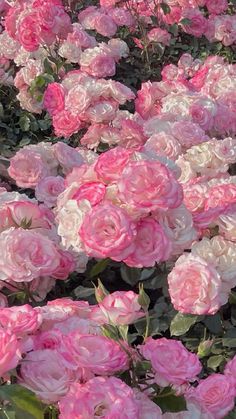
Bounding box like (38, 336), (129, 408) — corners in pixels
(19, 349), (75, 403)
(8, 148), (50, 188)
(56, 199), (91, 251)
(43, 83), (65, 116)
(53, 110), (82, 137)
(29, 276), (56, 302)
(188, 374), (236, 419)
(71, 181), (106, 206)
(135, 81), (161, 119)
(65, 84), (91, 115)
(38, 298), (91, 325)
(189, 99), (217, 131)
(107, 80), (135, 104)
(17, 88), (43, 113)
(134, 390), (163, 419)
(0, 304), (42, 337)
(158, 204), (197, 256)
(224, 355), (236, 389)
(94, 14), (117, 37)
(124, 217), (172, 268)
(91, 290), (145, 326)
(6, 201), (53, 230)
(94, 146), (133, 182)
(0, 228), (61, 282)
(147, 28), (171, 46)
(140, 337), (202, 387)
(168, 254), (226, 315)
(117, 160), (183, 212)
(0, 330), (21, 376)
(144, 132), (182, 161)
(35, 176), (65, 208)
(171, 121), (209, 148)
(53, 142), (84, 174)
(59, 377), (138, 418)
(60, 333), (129, 374)
(79, 202), (136, 260)
(181, 8), (208, 37)
(206, 0), (228, 14)
(81, 99), (118, 124)
(80, 52), (116, 78)
(108, 8), (134, 27)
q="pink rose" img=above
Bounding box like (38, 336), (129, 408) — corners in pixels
(181, 8), (208, 38)
(0, 330), (21, 376)
(60, 333), (129, 374)
(59, 377), (138, 418)
(80, 202), (136, 260)
(224, 355), (236, 390)
(35, 176), (65, 208)
(80, 52), (116, 78)
(65, 84), (91, 116)
(134, 390), (163, 419)
(0, 228), (61, 282)
(168, 254), (226, 315)
(53, 110), (82, 137)
(72, 181), (106, 206)
(53, 142), (84, 173)
(147, 28), (171, 46)
(0, 304), (42, 337)
(94, 14), (117, 37)
(189, 374), (236, 418)
(94, 146), (133, 183)
(19, 349), (75, 403)
(8, 149), (50, 188)
(140, 337), (202, 387)
(91, 290), (145, 326)
(117, 160), (183, 213)
(124, 217), (172, 268)
(144, 132), (182, 161)
(205, 0), (228, 14)
(43, 83), (65, 116)
(51, 249), (75, 280)
(18, 13), (39, 51)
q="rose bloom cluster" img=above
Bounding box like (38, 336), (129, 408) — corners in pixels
(0, 289), (235, 417)
(43, 67), (135, 138)
(4, 0), (72, 52)
(54, 145), (201, 267)
(0, 184), (90, 301)
(136, 54), (236, 138)
(100, 0), (235, 46)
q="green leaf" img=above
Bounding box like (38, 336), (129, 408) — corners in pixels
(180, 18), (191, 25)
(120, 265), (141, 286)
(89, 258), (109, 278)
(155, 390), (187, 413)
(204, 313), (223, 334)
(0, 385), (45, 419)
(43, 58), (54, 75)
(170, 313), (200, 336)
(222, 328), (236, 348)
(160, 2), (171, 14)
(207, 354), (224, 370)
(73, 286), (94, 299)
(19, 115), (30, 132)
